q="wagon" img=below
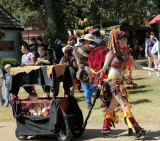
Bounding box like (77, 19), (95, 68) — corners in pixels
(10, 64), (84, 141)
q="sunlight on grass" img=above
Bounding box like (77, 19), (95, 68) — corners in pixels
(0, 59), (160, 126)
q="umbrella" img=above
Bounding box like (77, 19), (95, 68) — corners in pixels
(149, 14), (160, 24)
(149, 14), (160, 41)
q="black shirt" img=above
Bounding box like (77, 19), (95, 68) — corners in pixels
(39, 54), (52, 66)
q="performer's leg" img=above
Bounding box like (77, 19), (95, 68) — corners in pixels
(112, 92), (148, 138)
(102, 95), (119, 137)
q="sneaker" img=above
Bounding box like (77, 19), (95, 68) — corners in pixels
(149, 71), (152, 76)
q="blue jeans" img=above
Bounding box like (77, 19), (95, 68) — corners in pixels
(80, 80), (96, 103)
(0, 86), (2, 102)
(5, 87), (13, 106)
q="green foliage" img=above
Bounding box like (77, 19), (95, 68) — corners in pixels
(0, 29), (6, 40)
(0, 58), (20, 72)
(52, 0), (68, 42)
(0, 0), (45, 25)
(44, 0), (68, 47)
(1, 0), (160, 29)
(44, 27), (54, 47)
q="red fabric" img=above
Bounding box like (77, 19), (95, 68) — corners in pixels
(11, 96), (19, 104)
(103, 118), (112, 130)
(129, 117), (141, 131)
(149, 14), (160, 24)
(50, 98), (55, 106)
(88, 46), (109, 84)
(68, 35), (77, 42)
(89, 29), (94, 34)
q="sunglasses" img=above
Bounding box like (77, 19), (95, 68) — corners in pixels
(151, 34), (154, 36)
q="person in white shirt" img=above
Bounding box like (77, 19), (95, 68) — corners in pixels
(151, 41), (160, 78)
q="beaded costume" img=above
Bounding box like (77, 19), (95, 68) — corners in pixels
(88, 29), (147, 138)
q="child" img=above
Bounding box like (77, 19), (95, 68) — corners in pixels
(28, 92), (39, 116)
(28, 92), (50, 116)
(4, 64), (13, 107)
(0, 67), (3, 106)
(35, 46), (52, 97)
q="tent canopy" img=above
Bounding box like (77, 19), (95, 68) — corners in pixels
(149, 14), (160, 24)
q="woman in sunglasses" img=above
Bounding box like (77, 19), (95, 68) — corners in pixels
(145, 31), (158, 76)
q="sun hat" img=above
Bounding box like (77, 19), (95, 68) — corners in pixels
(81, 34), (95, 42)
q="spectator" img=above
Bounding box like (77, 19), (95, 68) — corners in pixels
(60, 47), (77, 96)
(21, 41), (36, 92)
(21, 41), (36, 66)
(145, 31), (158, 76)
(4, 64), (13, 107)
(0, 68), (3, 106)
(151, 41), (160, 78)
(73, 34), (99, 108)
(132, 39), (139, 60)
(36, 36), (47, 57)
(29, 37), (38, 56)
(53, 39), (64, 63)
(62, 35), (77, 53)
(90, 28), (106, 46)
(35, 46), (52, 97)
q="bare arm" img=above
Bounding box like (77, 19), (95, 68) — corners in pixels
(130, 55), (156, 71)
(145, 43), (148, 57)
(102, 51), (113, 72)
(53, 51), (56, 60)
(59, 61), (62, 64)
(30, 57), (36, 66)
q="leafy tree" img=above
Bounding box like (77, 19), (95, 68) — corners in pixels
(0, 0), (45, 25)
(0, 30), (6, 40)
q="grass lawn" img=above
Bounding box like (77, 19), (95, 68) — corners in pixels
(0, 59), (160, 126)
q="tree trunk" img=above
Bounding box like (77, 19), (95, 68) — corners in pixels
(43, 0), (54, 32)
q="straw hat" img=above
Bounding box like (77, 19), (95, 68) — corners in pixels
(82, 34), (95, 42)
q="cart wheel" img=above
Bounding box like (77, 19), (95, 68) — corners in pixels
(57, 131), (72, 141)
(16, 135), (28, 140)
(72, 125), (84, 137)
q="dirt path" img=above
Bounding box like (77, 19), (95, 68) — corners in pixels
(0, 122), (160, 141)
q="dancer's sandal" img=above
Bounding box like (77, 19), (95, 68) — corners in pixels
(136, 128), (150, 138)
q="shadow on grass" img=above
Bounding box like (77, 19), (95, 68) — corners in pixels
(129, 90), (153, 95)
(129, 85), (149, 90)
(130, 99), (152, 105)
(132, 77), (147, 81)
(28, 129), (126, 141)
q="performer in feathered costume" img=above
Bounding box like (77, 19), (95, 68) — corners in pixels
(88, 29), (157, 138)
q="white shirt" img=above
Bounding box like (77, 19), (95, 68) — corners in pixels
(21, 52), (35, 65)
(151, 41), (160, 65)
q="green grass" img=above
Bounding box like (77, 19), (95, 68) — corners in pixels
(0, 59), (160, 126)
